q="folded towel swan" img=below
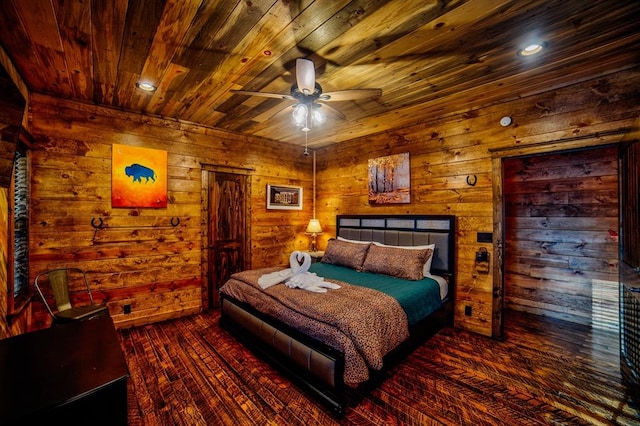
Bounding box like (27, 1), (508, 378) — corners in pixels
(257, 251), (341, 293)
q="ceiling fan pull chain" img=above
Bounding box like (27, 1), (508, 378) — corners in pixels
(303, 121), (309, 156)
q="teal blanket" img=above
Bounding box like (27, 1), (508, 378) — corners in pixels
(309, 263), (442, 326)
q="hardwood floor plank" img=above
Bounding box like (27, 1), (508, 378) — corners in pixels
(152, 323), (222, 425)
(186, 315), (302, 424)
(119, 309), (640, 425)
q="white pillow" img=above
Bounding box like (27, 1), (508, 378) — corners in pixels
(373, 242), (436, 276)
(337, 236), (372, 244)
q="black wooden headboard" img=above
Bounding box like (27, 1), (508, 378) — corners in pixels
(335, 214), (455, 278)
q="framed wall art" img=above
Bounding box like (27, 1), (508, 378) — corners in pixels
(112, 144), (168, 208)
(266, 184), (303, 210)
(368, 152), (410, 204)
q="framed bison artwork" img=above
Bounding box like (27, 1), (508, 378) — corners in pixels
(112, 144), (168, 208)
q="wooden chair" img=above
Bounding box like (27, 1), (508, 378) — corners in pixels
(34, 268), (108, 325)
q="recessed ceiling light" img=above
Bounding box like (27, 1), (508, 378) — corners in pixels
(135, 81), (157, 92)
(518, 42), (546, 57)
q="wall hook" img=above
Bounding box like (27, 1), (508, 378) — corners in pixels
(91, 217), (104, 229)
(170, 217), (180, 227)
(466, 175), (478, 186)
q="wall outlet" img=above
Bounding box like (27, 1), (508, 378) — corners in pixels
(124, 304), (131, 314)
(464, 305), (472, 316)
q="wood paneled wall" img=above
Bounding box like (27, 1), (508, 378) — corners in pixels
(503, 147), (619, 327)
(4, 68), (639, 337)
(621, 142), (640, 268)
(25, 93), (312, 330)
(316, 67), (640, 337)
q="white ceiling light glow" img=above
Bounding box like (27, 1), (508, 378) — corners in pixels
(292, 103), (324, 132)
(518, 42), (546, 57)
(135, 81), (157, 92)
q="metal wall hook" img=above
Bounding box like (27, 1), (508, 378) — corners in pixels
(466, 175), (478, 186)
(92, 216), (180, 229)
(91, 217), (104, 229)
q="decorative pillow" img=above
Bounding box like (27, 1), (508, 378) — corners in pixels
(321, 239), (371, 271)
(373, 242), (436, 276)
(363, 244), (433, 280)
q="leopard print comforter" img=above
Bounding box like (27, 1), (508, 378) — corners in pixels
(219, 267), (410, 386)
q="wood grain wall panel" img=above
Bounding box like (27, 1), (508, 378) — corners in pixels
(503, 146), (619, 327)
(25, 93), (311, 330)
(317, 69), (638, 336)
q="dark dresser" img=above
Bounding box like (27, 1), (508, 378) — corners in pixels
(0, 315), (129, 425)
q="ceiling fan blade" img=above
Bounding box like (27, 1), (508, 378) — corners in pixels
(252, 101), (297, 123)
(231, 90), (294, 100)
(320, 88), (382, 102)
(317, 102), (346, 120)
(296, 58), (316, 94)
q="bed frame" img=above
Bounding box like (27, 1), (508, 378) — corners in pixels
(220, 214), (456, 417)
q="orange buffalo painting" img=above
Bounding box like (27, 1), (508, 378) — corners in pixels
(112, 144), (167, 208)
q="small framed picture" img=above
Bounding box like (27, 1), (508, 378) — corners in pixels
(267, 184), (303, 210)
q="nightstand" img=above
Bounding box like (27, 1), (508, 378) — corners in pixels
(307, 251), (324, 263)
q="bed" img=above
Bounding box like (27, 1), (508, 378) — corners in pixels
(219, 214), (455, 416)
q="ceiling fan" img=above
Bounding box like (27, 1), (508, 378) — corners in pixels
(230, 58), (382, 127)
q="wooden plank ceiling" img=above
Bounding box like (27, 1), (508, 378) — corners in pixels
(0, 0), (638, 149)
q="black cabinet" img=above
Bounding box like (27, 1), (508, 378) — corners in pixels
(620, 141), (640, 403)
(0, 316), (129, 425)
(620, 263), (640, 403)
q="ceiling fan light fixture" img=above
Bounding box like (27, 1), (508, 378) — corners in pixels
(311, 108), (324, 125)
(292, 104), (308, 126)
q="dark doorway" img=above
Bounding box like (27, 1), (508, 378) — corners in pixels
(502, 146), (619, 329)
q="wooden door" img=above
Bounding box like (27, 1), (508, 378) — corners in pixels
(208, 172), (247, 307)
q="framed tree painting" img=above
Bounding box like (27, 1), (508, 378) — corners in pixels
(112, 144), (168, 208)
(368, 152), (410, 204)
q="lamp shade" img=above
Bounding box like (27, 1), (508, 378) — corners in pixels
(305, 219), (323, 234)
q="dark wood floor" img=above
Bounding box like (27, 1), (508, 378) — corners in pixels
(119, 309), (640, 425)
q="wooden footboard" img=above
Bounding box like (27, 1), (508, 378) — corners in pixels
(219, 294), (348, 416)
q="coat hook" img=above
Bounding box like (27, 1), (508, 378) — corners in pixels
(91, 217), (104, 229)
(170, 217), (180, 227)
(466, 175), (477, 186)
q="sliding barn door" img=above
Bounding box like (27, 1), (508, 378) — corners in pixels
(207, 172), (248, 307)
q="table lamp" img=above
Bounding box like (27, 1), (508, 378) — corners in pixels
(305, 218), (323, 252)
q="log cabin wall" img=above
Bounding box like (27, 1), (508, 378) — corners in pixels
(0, 189), (13, 337)
(503, 147), (619, 328)
(315, 67), (640, 337)
(24, 93), (312, 331)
